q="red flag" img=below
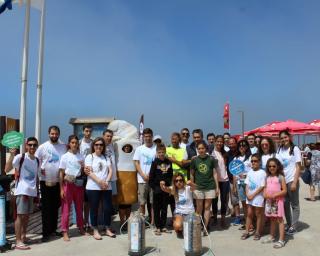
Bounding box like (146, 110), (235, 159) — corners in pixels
(139, 114), (144, 144)
(223, 103), (230, 129)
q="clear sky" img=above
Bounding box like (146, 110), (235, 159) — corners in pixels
(1, 0), (320, 143)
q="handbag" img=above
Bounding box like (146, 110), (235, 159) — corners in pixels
(301, 169), (311, 185)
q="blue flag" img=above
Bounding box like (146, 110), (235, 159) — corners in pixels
(0, 0), (13, 15)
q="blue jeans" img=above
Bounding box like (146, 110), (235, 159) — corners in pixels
(86, 190), (112, 228)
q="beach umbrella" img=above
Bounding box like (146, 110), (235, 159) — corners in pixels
(309, 120), (320, 127)
(245, 120), (320, 136)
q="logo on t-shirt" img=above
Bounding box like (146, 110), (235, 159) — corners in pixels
(198, 163), (208, 174)
(48, 150), (60, 163)
(24, 164), (36, 181)
(158, 163), (170, 173)
(143, 153), (153, 166)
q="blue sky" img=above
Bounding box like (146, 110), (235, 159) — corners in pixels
(1, 0), (320, 143)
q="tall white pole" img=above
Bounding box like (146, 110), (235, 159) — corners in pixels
(35, 0), (46, 141)
(20, 0), (31, 151)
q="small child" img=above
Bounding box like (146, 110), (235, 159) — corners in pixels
(241, 153), (266, 241)
(149, 143), (173, 235)
(262, 158), (287, 249)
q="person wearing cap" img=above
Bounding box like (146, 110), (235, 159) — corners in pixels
(153, 135), (162, 147)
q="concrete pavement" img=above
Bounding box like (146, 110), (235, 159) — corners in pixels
(5, 183), (320, 256)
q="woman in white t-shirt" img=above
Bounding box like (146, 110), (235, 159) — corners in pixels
(276, 130), (301, 235)
(59, 135), (85, 241)
(258, 137), (276, 170)
(84, 137), (114, 240)
(211, 135), (229, 228)
(160, 173), (195, 238)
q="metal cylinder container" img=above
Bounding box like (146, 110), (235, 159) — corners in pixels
(128, 212), (145, 256)
(184, 213), (202, 256)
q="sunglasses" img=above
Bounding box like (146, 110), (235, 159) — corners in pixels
(94, 143), (104, 147)
(182, 133), (189, 136)
(27, 143), (38, 148)
(175, 179), (184, 183)
(268, 165), (277, 168)
(251, 160), (259, 163)
(239, 144), (247, 148)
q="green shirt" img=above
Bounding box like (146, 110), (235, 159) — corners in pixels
(191, 155), (217, 190)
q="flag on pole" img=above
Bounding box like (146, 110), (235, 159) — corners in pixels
(0, 0), (13, 14)
(139, 114), (144, 144)
(223, 103), (230, 129)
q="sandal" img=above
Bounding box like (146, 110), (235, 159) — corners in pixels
(15, 243), (31, 250)
(105, 229), (116, 238)
(262, 236), (275, 244)
(155, 229), (162, 236)
(241, 233), (250, 240)
(93, 230), (102, 240)
(253, 234), (261, 241)
(161, 228), (172, 234)
(273, 240), (285, 249)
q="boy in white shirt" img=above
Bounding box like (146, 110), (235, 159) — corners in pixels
(5, 137), (40, 250)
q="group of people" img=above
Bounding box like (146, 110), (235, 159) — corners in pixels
(4, 124), (312, 251)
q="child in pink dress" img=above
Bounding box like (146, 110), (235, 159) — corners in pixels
(263, 158), (287, 249)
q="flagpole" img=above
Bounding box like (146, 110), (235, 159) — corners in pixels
(20, 0), (31, 151)
(35, 0), (46, 141)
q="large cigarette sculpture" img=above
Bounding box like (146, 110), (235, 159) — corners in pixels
(108, 120), (140, 205)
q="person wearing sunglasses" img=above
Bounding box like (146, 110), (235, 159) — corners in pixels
(84, 137), (114, 240)
(180, 128), (190, 149)
(5, 137), (40, 250)
(241, 154), (266, 241)
(232, 139), (252, 226)
(160, 173), (196, 238)
(263, 158), (287, 249)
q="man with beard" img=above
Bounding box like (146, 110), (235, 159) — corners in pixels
(36, 126), (66, 242)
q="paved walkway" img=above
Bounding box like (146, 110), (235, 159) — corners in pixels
(5, 183), (320, 256)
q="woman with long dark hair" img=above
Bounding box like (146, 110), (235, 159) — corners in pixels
(276, 130), (301, 236)
(84, 137), (115, 240)
(211, 135), (229, 228)
(59, 135), (85, 241)
(232, 139), (252, 226)
(258, 137), (276, 170)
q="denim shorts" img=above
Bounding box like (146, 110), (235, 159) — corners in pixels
(236, 182), (246, 202)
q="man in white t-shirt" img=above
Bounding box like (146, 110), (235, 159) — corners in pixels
(133, 128), (156, 219)
(247, 133), (258, 154)
(180, 128), (190, 149)
(79, 124), (93, 158)
(35, 126), (66, 242)
(5, 137), (40, 250)
(79, 124), (93, 230)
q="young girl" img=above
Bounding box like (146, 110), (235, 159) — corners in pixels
(190, 141), (219, 236)
(241, 153), (266, 240)
(276, 130), (301, 235)
(149, 144), (173, 235)
(160, 173), (196, 237)
(263, 158), (287, 249)
(59, 135), (85, 241)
